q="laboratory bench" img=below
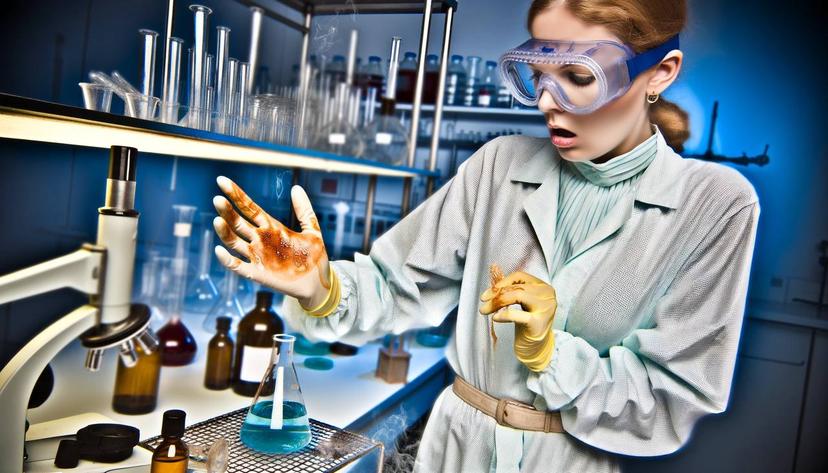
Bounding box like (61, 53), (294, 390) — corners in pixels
(25, 309), (451, 472)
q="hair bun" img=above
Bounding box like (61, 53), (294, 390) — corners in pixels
(650, 98), (690, 153)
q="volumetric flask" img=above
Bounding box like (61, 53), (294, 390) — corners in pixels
(240, 334), (312, 454)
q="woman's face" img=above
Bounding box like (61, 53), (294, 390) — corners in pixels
(530, 4), (655, 163)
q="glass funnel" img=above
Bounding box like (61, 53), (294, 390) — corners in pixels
(202, 267), (245, 332)
(240, 334), (312, 454)
(158, 204), (198, 366)
(186, 214), (220, 313)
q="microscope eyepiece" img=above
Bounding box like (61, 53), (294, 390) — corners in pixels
(108, 146), (137, 182)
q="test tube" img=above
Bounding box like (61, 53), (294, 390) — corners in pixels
(189, 4), (212, 127)
(139, 29), (159, 98)
(237, 62), (250, 135)
(345, 29), (358, 87)
(224, 58), (239, 134)
(215, 26), (230, 119)
(386, 37), (402, 101)
(247, 7), (264, 95)
(161, 37), (183, 124)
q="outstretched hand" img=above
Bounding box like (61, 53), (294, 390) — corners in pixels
(212, 176), (331, 309)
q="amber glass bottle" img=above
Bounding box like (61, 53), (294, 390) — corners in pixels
(204, 317), (234, 390)
(151, 409), (188, 473)
(112, 342), (161, 414)
(232, 291), (284, 396)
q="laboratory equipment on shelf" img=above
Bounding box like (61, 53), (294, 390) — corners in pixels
(187, 4), (212, 131)
(396, 51), (418, 103)
(151, 409), (189, 473)
(205, 317), (234, 390)
(464, 55), (482, 107)
(185, 214), (220, 313)
(214, 26), (231, 130)
(161, 36), (185, 124)
(157, 204), (198, 366)
(233, 291), (285, 397)
(112, 336), (162, 414)
(444, 54), (466, 106)
(202, 267), (245, 332)
(356, 55), (384, 95)
(363, 37), (410, 166)
(139, 29), (159, 98)
(477, 60), (498, 107)
(423, 54), (440, 104)
(78, 82), (113, 112)
(0, 146), (158, 471)
(240, 334), (312, 454)
(124, 92), (160, 120)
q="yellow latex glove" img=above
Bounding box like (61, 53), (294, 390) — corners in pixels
(212, 176), (338, 314)
(479, 270), (558, 372)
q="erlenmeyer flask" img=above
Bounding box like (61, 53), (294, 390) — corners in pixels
(203, 268), (244, 332)
(135, 251), (167, 329)
(311, 82), (364, 157)
(186, 218), (220, 312)
(240, 334), (312, 454)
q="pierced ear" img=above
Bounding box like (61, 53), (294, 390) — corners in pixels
(648, 50), (683, 95)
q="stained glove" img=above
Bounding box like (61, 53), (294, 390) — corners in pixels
(479, 269), (558, 372)
(212, 176), (340, 315)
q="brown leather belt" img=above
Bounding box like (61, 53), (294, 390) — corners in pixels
(452, 377), (564, 433)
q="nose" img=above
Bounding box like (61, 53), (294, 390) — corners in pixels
(537, 89), (562, 114)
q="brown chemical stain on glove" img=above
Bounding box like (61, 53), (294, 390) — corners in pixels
(489, 264), (504, 346)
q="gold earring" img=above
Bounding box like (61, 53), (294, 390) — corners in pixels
(646, 92), (660, 104)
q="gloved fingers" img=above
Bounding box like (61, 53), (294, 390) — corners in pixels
(213, 196), (256, 241)
(492, 270), (546, 291)
(492, 307), (532, 325)
(291, 185), (322, 235)
(216, 176), (269, 227)
(214, 245), (255, 280)
(479, 285), (529, 314)
(213, 217), (253, 260)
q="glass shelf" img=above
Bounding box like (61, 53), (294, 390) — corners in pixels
(0, 94), (438, 179)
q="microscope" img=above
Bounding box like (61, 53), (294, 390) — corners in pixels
(0, 145), (156, 471)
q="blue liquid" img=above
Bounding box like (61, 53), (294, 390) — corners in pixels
(240, 401), (312, 454)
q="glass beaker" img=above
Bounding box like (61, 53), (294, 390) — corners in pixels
(79, 82), (113, 112)
(186, 215), (220, 313)
(240, 334), (312, 454)
(135, 251), (168, 329)
(124, 92), (160, 120)
(202, 267), (244, 332)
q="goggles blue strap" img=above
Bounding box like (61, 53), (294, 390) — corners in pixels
(625, 35), (680, 80)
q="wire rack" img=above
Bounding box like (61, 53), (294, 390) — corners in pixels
(140, 407), (383, 472)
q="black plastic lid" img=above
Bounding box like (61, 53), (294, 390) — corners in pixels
(255, 290), (273, 308)
(161, 409), (186, 437)
(108, 146), (137, 182)
(76, 423), (140, 450)
(216, 316), (232, 331)
(54, 439), (80, 469)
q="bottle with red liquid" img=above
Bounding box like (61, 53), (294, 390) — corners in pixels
(357, 56), (384, 95)
(395, 52), (418, 103)
(423, 54), (440, 104)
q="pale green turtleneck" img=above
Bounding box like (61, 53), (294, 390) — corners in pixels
(550, 126), (659, 274)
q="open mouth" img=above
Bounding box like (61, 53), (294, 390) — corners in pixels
(550, 127), (576, 138)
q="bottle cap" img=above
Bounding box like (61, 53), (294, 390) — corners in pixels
(216, 316), (232, 331)
(451, 54), (464, 61)
(161, 409), (186, 437)
(255, 290), (274, 307)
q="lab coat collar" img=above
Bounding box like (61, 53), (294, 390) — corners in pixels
(508, 130), (683, 210)
(509, 131), (684, 275)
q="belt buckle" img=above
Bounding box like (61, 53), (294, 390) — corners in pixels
(494, 398), (531, 428)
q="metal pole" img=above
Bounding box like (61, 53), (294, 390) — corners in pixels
(427, 5), (455, 197)
(406, 0), (434, 168)
(362, 175), (377, 253)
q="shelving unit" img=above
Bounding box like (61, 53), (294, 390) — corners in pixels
(0, 93), (437, 179)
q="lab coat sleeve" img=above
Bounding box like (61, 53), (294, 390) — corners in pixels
(527, 201), (760, 456)
(280, 144), (486, 346)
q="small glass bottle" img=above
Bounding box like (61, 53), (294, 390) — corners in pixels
(233, 291), (285, 397)
(477, 61), (499, 108)
(423, 54), (440, 104)
(464, 56), (482, 107)
(151, 409), (189, 473)
(112, 340), (161, 415)
(445, 55), (466, 106)
(204, 317), (234, 390)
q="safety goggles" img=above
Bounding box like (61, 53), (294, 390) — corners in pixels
(498, 35), (679, 114)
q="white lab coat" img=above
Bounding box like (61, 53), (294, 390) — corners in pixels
(282, 131), (760, 472)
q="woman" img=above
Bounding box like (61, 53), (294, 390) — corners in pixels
(211, 0), (760, 471)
